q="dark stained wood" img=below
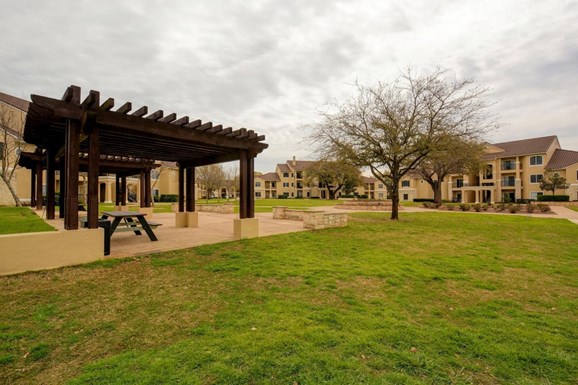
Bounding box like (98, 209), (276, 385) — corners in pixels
(239, 150), (248, 219)
(87, 124), (99, 228)
(115, 174), (121, 206)
(116, 102), (132, 114)
(207, 125), (222, 134)
(121, 176), (127, 206)
(159, 113), (177, 123)
(254, 135), (265, 142)
(184, 119), (201, 129)
(64, 119), (80, 230)
(46, 148), (56, 220)
(227, 128), (245, 138)
(100, 98), (115, 111)
(30, 167), (37, 207)
(196, 122), (212, 131)
(178, 164), (185, 212)
(35, 159), (43, 211)
(145, 110), (163, 121)
(59, 160), (65, 218)
(139, 170), (146, 208)
(81, 90), (100, 109)
(144, 168), (152, 207)
(238, 129), (250, 139)
(172, 116), (189, 126)
(185, 166), (195, 212)
(247, 155), (255, 218)
(218, 127), (233, 135)
(62, 85), (80, 103)
(132, 106), (148, 117)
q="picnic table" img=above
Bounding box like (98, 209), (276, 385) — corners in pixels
(80, 211), (161, 255)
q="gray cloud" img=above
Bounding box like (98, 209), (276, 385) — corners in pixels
(1, 0), (577, 170)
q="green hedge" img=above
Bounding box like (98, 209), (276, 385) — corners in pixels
(537, 195), (569, 202)
(413, 198), (435, 202)
(159, 194), (179, 202)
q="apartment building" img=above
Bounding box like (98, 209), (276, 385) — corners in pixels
(400, 136), (578, 203)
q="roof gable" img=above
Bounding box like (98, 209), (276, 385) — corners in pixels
(545, 149), (578, 170)
(482, 135), (559, 159)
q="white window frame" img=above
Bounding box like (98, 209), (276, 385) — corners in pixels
(530, 191), (543, 200)
(530, 174), (543, 184)
(530, 156), (543, 166)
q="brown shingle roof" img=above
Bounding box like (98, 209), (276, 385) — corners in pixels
(362, 176), (377, 184)
(545, 149), (578, 170)
(277, 163), (290, 172)
(0, 91), (29, 112)
(261, 172), (280, 181)
(482, 136), (558, 160)
(286, 160), (316, 172)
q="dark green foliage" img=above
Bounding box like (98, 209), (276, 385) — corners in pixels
(537, 195), (569, 202)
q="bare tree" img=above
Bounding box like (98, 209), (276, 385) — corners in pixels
(310, 68), (495, 219)
(415, 136), (485, 204)
(0, 103), (26, 206)
(222, 165), (239, 201)
(305, 160), (361, 199)
(196, 164), (225, 202)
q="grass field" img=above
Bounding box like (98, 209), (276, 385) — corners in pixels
(566, 205), (578, 213)
(0, 212), (577, 384)
(0, 207), (56, 234)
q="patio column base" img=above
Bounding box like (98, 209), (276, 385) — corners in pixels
(234, 218), (259, 240)
(175, 212), (198, 228)
(139, 207), (154, 218)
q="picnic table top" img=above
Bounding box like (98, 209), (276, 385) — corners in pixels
(101, 211), (147, 218)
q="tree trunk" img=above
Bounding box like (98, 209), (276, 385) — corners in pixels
(390, 182), (400, 220)
(1, 174), (22, 207)
(432, 181), (442, 205)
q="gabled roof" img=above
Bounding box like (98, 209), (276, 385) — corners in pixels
(261, 172), (280, 181)
(482, 136), (559, 160)
(286, 160), (316, 172)
(362, 176), (378, 184)
(545, 149), (578, 170)
(277, 163), (290, 173)
(0, 91), (29, 112)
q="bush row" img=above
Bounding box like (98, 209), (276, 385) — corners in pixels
(537, 195), (569, 202)
(423, 201), (551, 213)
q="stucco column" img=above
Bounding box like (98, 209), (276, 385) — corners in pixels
(447, 176), (453, 201)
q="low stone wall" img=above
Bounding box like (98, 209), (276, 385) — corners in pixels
(196, 203), (234, 214)
(272, 206), (307, 220)
(336, 200), (393, 211)
(303, 211), (348, 230)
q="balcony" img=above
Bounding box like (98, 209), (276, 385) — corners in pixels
(501, 162), (516, 171)
(501, 180), (516, 187)
(452, 182), (495, 188)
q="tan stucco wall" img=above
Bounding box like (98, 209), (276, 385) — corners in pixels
(0, 228), (104, 275)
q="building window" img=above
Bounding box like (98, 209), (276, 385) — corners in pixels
(255, 192), (261, 198)
(403, 194), (409, 200)
(401, 180), (410, 188)
(378, 183), (384, 189)
(151, 170), (160, 180)
(530, 192), (543, 200)
(530, 156), (543, 166)
(307, 192), (310, 197)
(530, 174), (543, 184)
(291, 173), (294, 177)
(283, 182), (289, 187)
(283, 172), (289, 178)
(271, 182), (276, 188)
(296, 172), (302, 179)
(291, 183), (294, 187)
(255, 181), (261, 187)
(378, 192), (384, 198)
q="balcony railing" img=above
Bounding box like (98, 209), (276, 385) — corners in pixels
(452, 182), (495, 188)
(501, 163), (516, 171)
(501, 180), (516, 187)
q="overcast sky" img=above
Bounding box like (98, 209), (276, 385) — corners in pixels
(1, 0), (576, 171)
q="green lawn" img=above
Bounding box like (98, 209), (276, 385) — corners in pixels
(0, 207), (56, 234)
(1, 212), (577, 384)
(566, 205), (578, 213)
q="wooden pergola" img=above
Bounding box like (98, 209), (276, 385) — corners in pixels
(23, 85), (268, 230)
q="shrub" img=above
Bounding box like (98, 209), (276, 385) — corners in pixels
(526, 203), (536, 213)
(495, 203), (507, 212)
(459, 203), (471, 211)
(537, 195), (569, 202)
(446, 204), (455, 211)
(481, 204), (489, 211)
(413, 198), (435, 203)
(159, 194), (178, 202)
(537, 203), (551, 213)
(277, 195), (288, 199)
(423, 202), (438, 209)
(310, 196), (320, 199)
(516, 198), (535, 204)
(357, 195), (369, 199)
(339, 194), (354, 198)
(508, 204), (521, 213)
(472, 203), (482, 212)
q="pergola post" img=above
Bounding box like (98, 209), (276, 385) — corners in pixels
(121, 176), (127, 206)
(59, 159), (66, 219)
(87, 124), (99, 228)
(178, 164), (185, 212)
(139, 170), (146, 208)
(45, 148), (56, 220)
(115, 174), (121, 206)
(185, 166), (195, 212)
(35, 158), (43, 211)
(30, 165), (36, 208)
(64, 119), (80, 230)
(235, 150), (258, 239)
(144, 168), (151, 208)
